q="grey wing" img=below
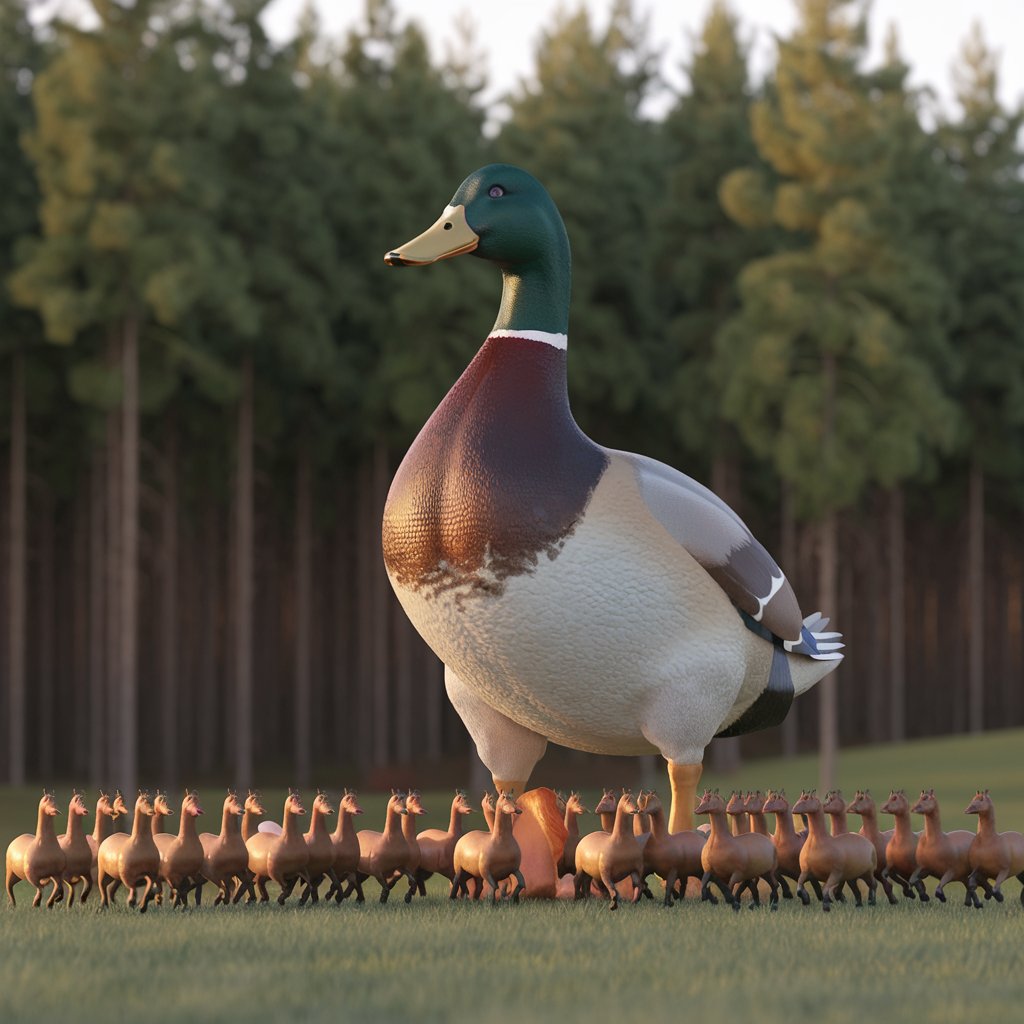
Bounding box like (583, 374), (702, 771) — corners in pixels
(616, 450), (806, 644)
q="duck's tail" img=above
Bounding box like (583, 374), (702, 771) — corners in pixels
(787, 612), (844, 696)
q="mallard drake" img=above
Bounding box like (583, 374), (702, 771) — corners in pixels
(382, 164), (842, 891)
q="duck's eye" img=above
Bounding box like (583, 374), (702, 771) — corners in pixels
(488, 185), (505, 198)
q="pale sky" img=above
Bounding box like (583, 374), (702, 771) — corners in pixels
(264, 0), (1023, 122)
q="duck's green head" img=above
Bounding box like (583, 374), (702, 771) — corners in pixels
(385, 164), (571, 336)
(385, 164), (568, 269)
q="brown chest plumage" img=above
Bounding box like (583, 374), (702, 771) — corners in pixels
(382, 336), (607, 599)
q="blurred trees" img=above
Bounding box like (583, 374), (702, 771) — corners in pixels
(1, 0), (1022, 788)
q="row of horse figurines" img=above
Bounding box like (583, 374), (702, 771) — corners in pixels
(5, 784), (1023, 913)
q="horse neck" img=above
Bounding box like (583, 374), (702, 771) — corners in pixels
(648, 806), (667, 839)
(610, 804), (633, 840)
(309, 805), (329, 840)
(730, 813), (750, 835)
(150, 811), (166, 837)
(93, 809), (111, 845)
(563, 807), (581, 839)
(804, 809), (830, 841)
(750, 812), (769, 836)
(219, 805), (238, 840)
(129, 806), (149, 840)
(242, 809), (260, 842)
(891, 806), (913, 841)
(858, 806), (881, 839)
(401, 810), (417, 842)
(773, 807), (797, 840)
(921, 806), (943, 840)
(382, 805), (404, 840)
(975, 806), (997, 839)
(600, 811), (614, 832)
(706, 808), (731, 838)
(448, 802), (464, 839)
(333, 807), (356, 842)
(65, 810), (84, 842)
(827, 810), (848, 835)
(492, 809), (514, 841)
(35, 806), (55, 842)
(281, 806), (304, 842)
(178, 807), (198, 841)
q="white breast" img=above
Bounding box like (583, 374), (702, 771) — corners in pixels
(388, 457), (773, 763)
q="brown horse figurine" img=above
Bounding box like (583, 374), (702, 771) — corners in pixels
(792, 790), (876, 912)
(247, 790), (311, 905)
(726, 791), (751, 836)
(556, 792), (588, 879)
(156, 790), (204, 908)
(696, 789), (778, 910)
(745, 791), (769, 837)
(595, 788), (617, 832)
(965, 789), (1024, 905)
(846, 790), (897, 904)
(413, 790), (473, 894)
(198, 790), (247, 906)
(327, 790), (365, 903)
(880, 789), (927, 901)
(823, 790), (849, 835)
(574, 791), (644, 910)
(452, 791), (525, 903)
(910, 789), (980, 907)
(299, 790), (338, 905)
(98, 791), (160, 912)
(57, 791), (91, 908)
(636, 790), (708, 906)
(393, 791), (427, 902)
(6, 791), (66, 909)
(761, 790), (821, 902)
(357, 791), (415, 904)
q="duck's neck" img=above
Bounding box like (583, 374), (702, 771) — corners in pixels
(492, 248), (570, 341)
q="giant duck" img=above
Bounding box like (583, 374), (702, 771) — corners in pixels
(382, 164), (842, 896)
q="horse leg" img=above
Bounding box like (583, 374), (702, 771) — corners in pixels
(848, 878), (863, 907)
(63, 878), (75, 909)
(663, 869), (678, 907)
(511, 870), (526, 904)
(599, 869), (619, 910)
(138, 876), (155, 914)
(822, 871), (844, 913)
(934, 869), (955, 903)
(46, 878), (61, 909)
(32, 882), (43, 908)
(776, 872), (792, 900)
(862, 872), (877, 906)
(5, 870), (16, 908)
(877, 868), (897, 904)
(574, 871), (589, 901)
(256, 877), (270, 903)
(795, 871), (812, 907)
(765, 871), (779, 910)
(990, 869), (1010, 903)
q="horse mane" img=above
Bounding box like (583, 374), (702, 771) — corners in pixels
(517, 788), (568, 864)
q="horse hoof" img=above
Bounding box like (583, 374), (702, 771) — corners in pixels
(994, 892), (1004, 903)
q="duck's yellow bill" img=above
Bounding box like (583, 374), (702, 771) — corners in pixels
(384, 204), (479, 266)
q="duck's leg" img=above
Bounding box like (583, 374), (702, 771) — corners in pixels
(667, 761), (703, 834)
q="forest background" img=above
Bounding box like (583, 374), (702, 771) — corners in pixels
(1, 0), (1022, 797)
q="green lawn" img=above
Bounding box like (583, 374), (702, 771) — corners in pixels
(1, 730), (1022, 1024)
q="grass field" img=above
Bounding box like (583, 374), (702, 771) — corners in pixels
(1, 730), (1022, 1024)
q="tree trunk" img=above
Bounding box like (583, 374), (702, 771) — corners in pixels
(89, 449), (106, 787)
(119, 316), (140, 796)
(888, 486), (906, 741)
(371, 439), (390, 769)
(394, 599), (413, 765)
(968, 458), (984, 733)
(7, 351), (26, 785)
(294, 434), (312, 787)
(234, 355), (254, 786)
(160, 417), (178, 788)
(818, 510), (839, 792)
(779, 481), (799, 757)
(37, 491), (55, 779)
(198, 499), (220, 776)
(355, 458), (373, 774)
(73, 479), (90, 777)
(333, 480), (353, 764)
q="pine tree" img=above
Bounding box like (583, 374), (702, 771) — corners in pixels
(497, 0), (662, 449)
(717, 0), (958, 786)
(938, 24), (1024, 733)
(10, 0), (250, 792)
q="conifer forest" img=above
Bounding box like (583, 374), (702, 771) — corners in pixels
(1, 0), (1022, 794)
